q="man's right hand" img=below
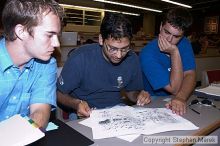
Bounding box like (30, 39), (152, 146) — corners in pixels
(158, 34), (178, 55)
(76, 100), (91, 118)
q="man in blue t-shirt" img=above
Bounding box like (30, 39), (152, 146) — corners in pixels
(140, 8), (196, 115)
(57, 13), (150, 118)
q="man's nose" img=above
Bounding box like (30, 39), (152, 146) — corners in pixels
(115, 49), (123, 58)
(167, 35), (173, 42)
(52, 35), (60, 47)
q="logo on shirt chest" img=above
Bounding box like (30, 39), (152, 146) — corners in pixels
(114, 76), (123, 88)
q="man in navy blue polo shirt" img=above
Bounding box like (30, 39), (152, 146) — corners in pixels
(57, 13), (150, 119)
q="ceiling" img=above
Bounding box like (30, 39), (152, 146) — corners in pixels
(0, 0), (219, 16)
(60, 0), (220, 14)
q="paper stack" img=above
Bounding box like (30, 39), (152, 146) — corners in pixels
(195, 84), (220, 99)
(79, 106), (199, 142)
(0, 114), (45, 146)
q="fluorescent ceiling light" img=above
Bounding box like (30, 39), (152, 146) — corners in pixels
(161, 0), (192, 8)
(60, 4), (140, 16)
(93, 0), (162, 13)
(104, 10), (140, 16)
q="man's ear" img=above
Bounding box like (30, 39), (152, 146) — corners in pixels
(14, 24), (28, 40)
(98, 34), (103, 45)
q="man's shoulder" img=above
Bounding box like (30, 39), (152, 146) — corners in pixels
(179, 36), (191, 45)
(143, 39), (158, 49)
(125, 51), (139, 63)
(66, 43), (101, 66)
(140, 38), (158, 55)
(71, 43), (100, 56)
(178, 36), (193, 53)
(128, 50), (138, 57)
(79, 43), (99, 51)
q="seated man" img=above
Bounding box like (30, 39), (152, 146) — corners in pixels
(0, 0), (63, 128)
(140, 8), (196, 115)
(57, 13), (150, 119)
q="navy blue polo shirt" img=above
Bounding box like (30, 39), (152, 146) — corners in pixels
(57, 43), (144, 108)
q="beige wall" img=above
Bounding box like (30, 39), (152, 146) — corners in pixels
(195, 56), (220, 82)
(64, 24), (100, 33)
(143, 13), (155, 36)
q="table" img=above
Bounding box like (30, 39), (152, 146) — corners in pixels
(29, 119), (94, 146)
(66, 96), (220, 146)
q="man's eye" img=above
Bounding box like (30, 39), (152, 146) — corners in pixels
(121, 49), (127, 52)
(174, 36), (181, 39)
(164, 30), (170, 34)
(110, 47), (118, 51)
(47, 34), (53, 38)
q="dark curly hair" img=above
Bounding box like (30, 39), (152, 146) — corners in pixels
(162, 7), (192, 31)
(100, 13), (133, 41)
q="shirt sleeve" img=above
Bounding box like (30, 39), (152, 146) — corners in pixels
(57, 50), (83, 94)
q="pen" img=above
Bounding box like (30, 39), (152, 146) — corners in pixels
(190, 107), (200, 114)
(197, 96), (220, 101)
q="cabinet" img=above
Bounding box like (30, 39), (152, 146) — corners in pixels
(64, 8), (103, 26)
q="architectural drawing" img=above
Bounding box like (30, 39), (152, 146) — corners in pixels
(135, 108), (178, 123)
(97, 108), (179, 132)
(80, 106), (199, 139)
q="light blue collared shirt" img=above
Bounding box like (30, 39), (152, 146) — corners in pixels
(0, 38), (57, 121)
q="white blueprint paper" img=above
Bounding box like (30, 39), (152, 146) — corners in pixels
(117, 134), (140, 142)
(195, 85), (220, 96)
(80, 106), (140, 142)
(80, 106), (199, 140)
(80, 111), (140, 142)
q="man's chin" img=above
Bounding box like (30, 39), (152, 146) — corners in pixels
(111, 59), (122, 64)
(39, 56), (51, 61)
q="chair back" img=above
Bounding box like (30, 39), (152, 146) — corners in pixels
(206, 69), (220, 83)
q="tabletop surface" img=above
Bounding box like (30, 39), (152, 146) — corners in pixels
(29, 119), (94, 146)
(67, 96), (220, 146)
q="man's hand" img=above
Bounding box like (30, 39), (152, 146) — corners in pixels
(158, 34), (178, 54)
(76, 100), (91, 118)
(30, 103), (51, 129)
(136, 90), (151, 106)
(165, 97), (186, 115)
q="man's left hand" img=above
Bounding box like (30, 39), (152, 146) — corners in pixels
(165, 97), (186, 115)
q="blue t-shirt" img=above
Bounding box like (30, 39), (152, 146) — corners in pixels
(0, 38), (57, 121)
(140, 37), (196, 96)
(57, 43), (144, 108)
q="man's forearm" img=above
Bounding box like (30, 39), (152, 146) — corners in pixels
(57, 90), (81, 110)
(175, 70), (196, 101)
(30, 104), (51, 128)
(125, 91), (139, 103)
(168, 49), (184, 94)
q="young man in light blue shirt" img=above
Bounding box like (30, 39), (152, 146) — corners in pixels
(0, 0), (64, 128)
